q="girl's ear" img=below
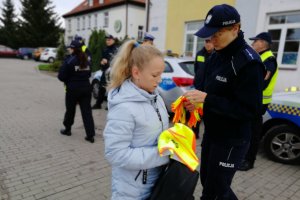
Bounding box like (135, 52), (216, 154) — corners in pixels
(131, 65), (140, 80)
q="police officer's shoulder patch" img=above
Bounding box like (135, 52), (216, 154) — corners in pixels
(232, 45), (262, 75)
(242, 46), (261, 62)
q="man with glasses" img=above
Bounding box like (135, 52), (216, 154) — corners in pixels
(183, 4), (265, 199)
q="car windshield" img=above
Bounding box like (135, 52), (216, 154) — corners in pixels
(179, 61), (195, 76)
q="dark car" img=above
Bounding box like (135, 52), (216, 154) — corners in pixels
(17, 47), (35, 59)
(0, 45), (18, 57)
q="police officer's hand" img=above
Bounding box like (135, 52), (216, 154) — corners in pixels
(184, 90), (207, 104)
(101, 58), (108, 65)
(184, 101), (195, 112)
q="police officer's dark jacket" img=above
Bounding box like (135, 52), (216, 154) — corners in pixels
(194, 47), (212, 91)
(58, 55), (91, 89)
(203, 32), (265, 140)
(101, 44), (118, 71)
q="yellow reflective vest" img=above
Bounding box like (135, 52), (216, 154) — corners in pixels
(158, 123), (199, 171)
(261, 50), (278, 104)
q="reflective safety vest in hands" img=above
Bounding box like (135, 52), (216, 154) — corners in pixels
(158, 123), (199, 171)
(261, 50), (278, 104)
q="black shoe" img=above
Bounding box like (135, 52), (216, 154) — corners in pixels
(92, 104), (101, 109)
(60, 129), (71, 136)
(238, 160), (254, 171)
(85, 136), (94, 143)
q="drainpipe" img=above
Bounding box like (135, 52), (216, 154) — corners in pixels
(125, 0), (128, 36)
(146, 0), (150, 32)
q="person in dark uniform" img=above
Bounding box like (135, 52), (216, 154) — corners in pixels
(92, 34), (118, 109)
(192, 39), (214, 139)
(239, 32), (278, 171)
(58, 39), (95, 143)
(184, 4), (265, 199)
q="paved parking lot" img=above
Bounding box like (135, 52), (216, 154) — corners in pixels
(0, 58), (300, 200)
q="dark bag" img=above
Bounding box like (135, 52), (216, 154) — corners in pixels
(148, 160), (199, 200)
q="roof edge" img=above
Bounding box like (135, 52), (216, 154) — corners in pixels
(63, 1), (145, 18)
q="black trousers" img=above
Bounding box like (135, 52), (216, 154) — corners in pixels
(63, 86), (95, 138)
(95, 85), (106, 107)
(244, 104), (269, 164)
(200, 134), (249, 200)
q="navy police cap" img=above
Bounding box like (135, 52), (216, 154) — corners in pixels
(144, 32), (155, 41)
(105, 34), (115, 39)
(195, 4), (240, 38)
(68, 39), (82, 49)
(249, 32), (272, 44)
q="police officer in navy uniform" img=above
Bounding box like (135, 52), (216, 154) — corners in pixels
(239, 32), (278, 171)
(92, 34), (118, 109)
(184, 4), (265, 199)
(58, 39), (95, 143)
(192, 39), (214, 138)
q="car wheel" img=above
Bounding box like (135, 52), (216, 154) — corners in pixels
(92, 80), (100, 99)
(48, 57), (54, 63)
(23, 55), (29, 60)
(263, 124), (300, 164)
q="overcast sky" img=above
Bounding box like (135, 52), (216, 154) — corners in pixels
(0, 0), (84, 27)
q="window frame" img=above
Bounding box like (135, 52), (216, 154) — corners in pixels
(82, 16), (86, 30)
(267, 12), (300, 70)
(104, 12), (109, 28)
(183, 21), (205, 57)
(77, 17), (80, 31)
(94, 14), (98, 29)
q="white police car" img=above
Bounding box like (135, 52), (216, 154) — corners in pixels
(158, 57), (195, 112)
(263, 91), (300, 164)
(91, 57), (195, 112)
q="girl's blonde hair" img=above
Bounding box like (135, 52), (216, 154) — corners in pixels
(109, 40), (163, 89)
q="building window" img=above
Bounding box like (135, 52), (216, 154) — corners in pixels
(99, 0), (104, 4)
(77, 17), (80, 31)
(68, 19), (71, 32)
(82, 16), (85, 30)
(94, 14), (98, 29)
(88, 0), (93, 6)
(88, 15), (91, 29)
(104, 12), (109, 28)
(268, 13), (300, 69)
(184, 21), (204, 57)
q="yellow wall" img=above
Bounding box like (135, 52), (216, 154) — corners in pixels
(166, 0), (235, 55)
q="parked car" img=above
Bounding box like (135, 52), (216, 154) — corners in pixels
(17, 47), (34, 59)
(91, 70), (106, 99)
(158, 56), (195, 112)
(40, 48), (57, 63)
(91, 57), (195, 111)
(262, 91), (300, 164)
(0, 45), (18, 57)
(33, 47), (46, 61)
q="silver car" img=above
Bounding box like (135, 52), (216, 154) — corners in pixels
(158, 57), (195, 112)
(263, 91), (300, 164)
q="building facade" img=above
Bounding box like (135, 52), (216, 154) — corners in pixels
(63, 0), (146, 45)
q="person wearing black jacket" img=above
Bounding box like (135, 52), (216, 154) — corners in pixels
(239, 32), (278, 171)
(192, 39), (214, 138)
(58, 39), (95, 143)
(92, 34), (118, 109)
(184, 4), (265, 199)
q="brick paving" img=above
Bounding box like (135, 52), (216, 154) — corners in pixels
(0, 58), (300, 200)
